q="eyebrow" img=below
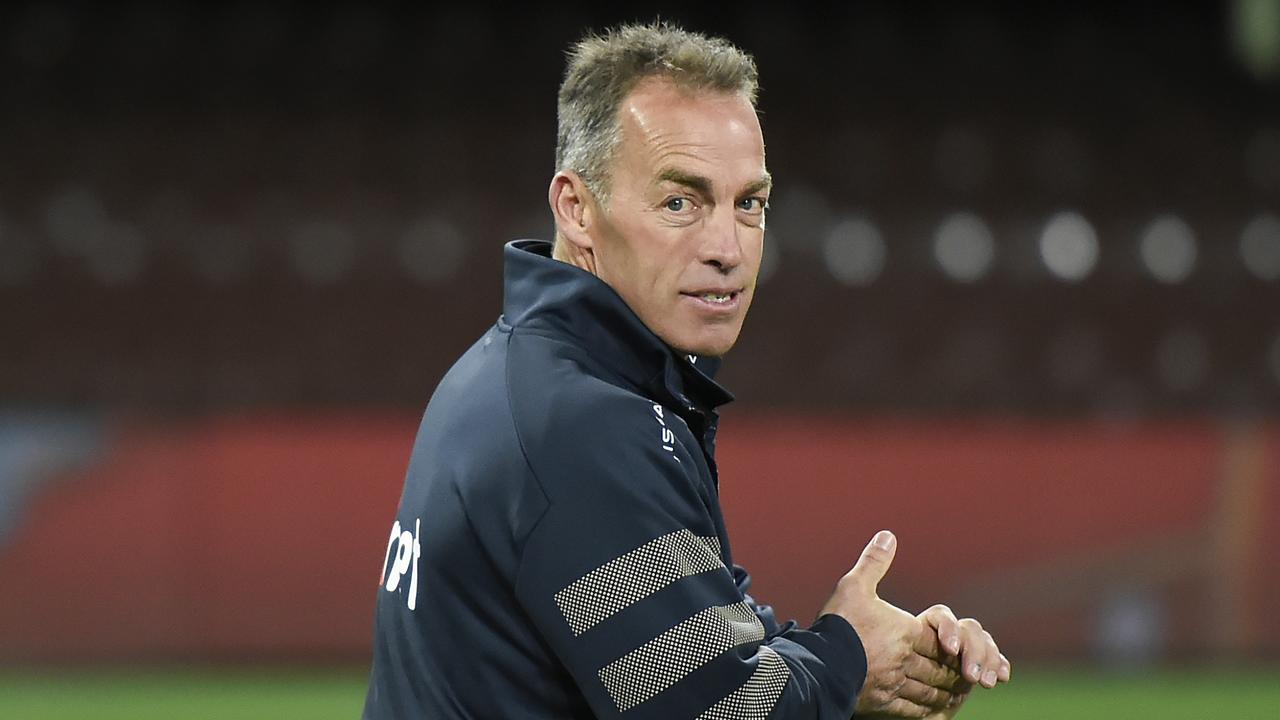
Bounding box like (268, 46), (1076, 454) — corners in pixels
(656, 168), (773, 199)
(742, 172), (773, 197)
(656, 168), (714, 198)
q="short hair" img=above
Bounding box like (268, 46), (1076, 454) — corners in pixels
(555, 22), (759, 204)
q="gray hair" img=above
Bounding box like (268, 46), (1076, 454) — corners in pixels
(555, 22), (759, 204)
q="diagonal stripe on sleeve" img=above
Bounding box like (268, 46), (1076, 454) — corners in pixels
(554, 529), (724, 636)
(696, 645), (791, 719)
(598, 602), (766, 712)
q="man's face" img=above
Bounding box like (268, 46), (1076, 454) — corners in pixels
(588, 78), (770, 358)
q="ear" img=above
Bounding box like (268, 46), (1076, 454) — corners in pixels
(548, 170), (596, 252)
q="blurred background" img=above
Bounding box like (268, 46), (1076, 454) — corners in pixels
(2, 1), (1278, 717)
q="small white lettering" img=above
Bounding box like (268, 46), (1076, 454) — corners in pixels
(651, 403), (680, 463)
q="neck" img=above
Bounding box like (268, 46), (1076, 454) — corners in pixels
(552, 235), (599, 276)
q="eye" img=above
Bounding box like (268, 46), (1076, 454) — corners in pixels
(665, 197), (690, 212)
(737, 197), (767, 213)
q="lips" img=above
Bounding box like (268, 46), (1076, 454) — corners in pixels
(680, 288), (743, 310)
(681, 288), (741, 302)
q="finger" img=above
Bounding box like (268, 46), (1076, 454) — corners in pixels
(918, 604), (962, 657)
(846, 530), (897, 595)
(975, 630), (1001, 688)
(895, 677), (956, 710)
(955, 620), (1000, 688)
(911, 618), (945, 660)
(955, 620), (985, 685)
(876, 697), (937, 719)
(998, 652), (1012, 682)
(963, 655), (998, 688)
(903, 651), (966, 691)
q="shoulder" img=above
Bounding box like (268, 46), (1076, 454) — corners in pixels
(506, 329), (657, 441)
(505, 332), (697, 500)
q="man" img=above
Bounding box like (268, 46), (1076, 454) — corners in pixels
(365, 23), (1009, 719)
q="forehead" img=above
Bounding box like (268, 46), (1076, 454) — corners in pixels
(616, 78), (766, 182)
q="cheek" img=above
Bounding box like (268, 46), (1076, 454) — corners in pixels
(638, 233), (692, 288)
(601, 212), (698, 310)
(608, 233), (679, 310)
(643, 257), (683, 313)
(745, 231), (766, 275)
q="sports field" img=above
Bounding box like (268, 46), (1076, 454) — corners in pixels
(1, 665), (1277, 719)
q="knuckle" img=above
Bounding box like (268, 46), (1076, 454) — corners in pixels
(834, 575), (859, 596)
(889, 699), (925, 718)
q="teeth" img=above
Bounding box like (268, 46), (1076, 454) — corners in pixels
(700, 293), (731, 303)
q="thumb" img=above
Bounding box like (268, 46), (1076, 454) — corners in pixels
(847, 530), (897, 594)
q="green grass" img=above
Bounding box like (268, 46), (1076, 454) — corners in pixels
(0, 667), (368, 720)
(960, 665), (1280, 720)
(0, 665), (1277, 719)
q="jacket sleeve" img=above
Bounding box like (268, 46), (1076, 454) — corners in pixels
(513, 397), (866, 719)
(733, 563), (786, 637)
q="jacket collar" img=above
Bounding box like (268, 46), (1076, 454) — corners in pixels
(501, 239), (734, 412)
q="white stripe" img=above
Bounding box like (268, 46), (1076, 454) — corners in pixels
(555, 529), (723, 636)
(697, 645), (790, 719)
(599, 602), (765, 712)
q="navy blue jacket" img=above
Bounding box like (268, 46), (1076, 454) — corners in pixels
(364, 240), (866, 719)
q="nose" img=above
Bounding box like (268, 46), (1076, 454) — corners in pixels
(699, 206), (744, 273)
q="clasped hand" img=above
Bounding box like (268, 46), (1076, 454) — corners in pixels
(820, 531), (1011, 719)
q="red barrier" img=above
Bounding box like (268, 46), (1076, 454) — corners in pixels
(715, 416), (1264, 660)
(0, 413), (1274, 663)
(0, 413), (415, 662)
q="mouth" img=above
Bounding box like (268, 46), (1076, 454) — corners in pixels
(680, 288), (743, 312)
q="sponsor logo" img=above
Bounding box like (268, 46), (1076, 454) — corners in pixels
(380, 518), (422, 610)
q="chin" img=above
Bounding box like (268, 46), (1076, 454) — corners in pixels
(673, 329), (741, 359)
